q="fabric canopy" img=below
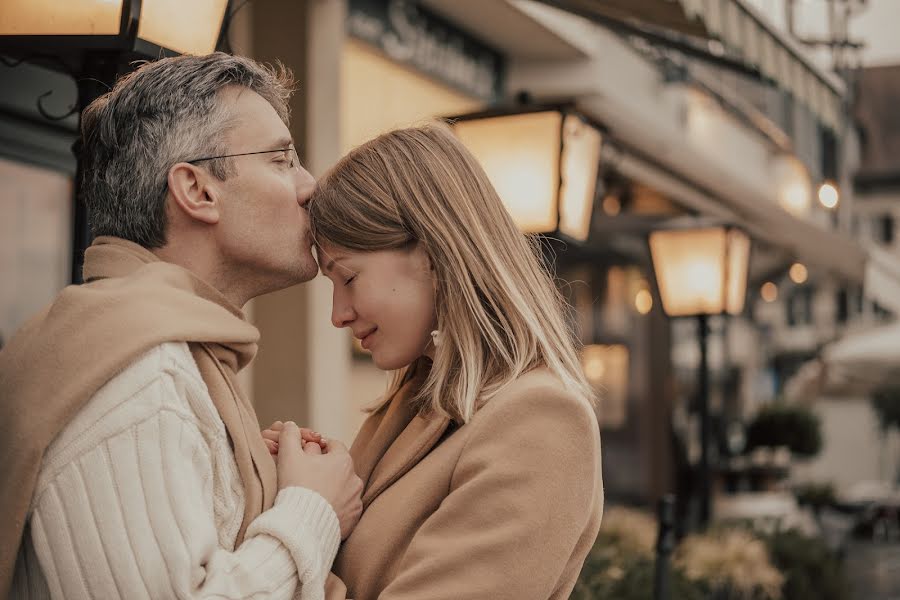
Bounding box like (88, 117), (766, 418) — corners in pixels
(784, 321), (900, 401)
(538, 0), (845, 131)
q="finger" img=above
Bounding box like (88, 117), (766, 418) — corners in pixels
(278, 422), (303, 454)
(264, 438), (279, 455)
(269, 421), (285, 432)
(261, 429), (280, 443)
(303, 440), (323, 455)
(299, 427), (322, 442)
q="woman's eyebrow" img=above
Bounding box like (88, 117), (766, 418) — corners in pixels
(316, 246), (351, 275)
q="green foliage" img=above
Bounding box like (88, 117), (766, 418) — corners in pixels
(571, 551), (705, 600)
(793, 482), (837, 509)
(763, 529), (851, 600)
(871, 384), (900, 432)
(574, 508), (854, 600)
(571, 508), (707, 600)
(574, 507), (779, 600)
(745, 404), (822, 458)
(675, 528), (783, 600)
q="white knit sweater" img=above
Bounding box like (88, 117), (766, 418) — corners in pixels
(9, 342), (340, 600)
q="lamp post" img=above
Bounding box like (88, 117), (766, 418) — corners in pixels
(0, 0), (230, 282)
(449, 104), (603, 241)
(649, 223), (750, 527)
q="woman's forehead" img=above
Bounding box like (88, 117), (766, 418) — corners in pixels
(315, 243), (357, 275)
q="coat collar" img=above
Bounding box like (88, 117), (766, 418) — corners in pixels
(350, 369), (451, 509)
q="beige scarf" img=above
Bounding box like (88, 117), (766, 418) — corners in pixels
(0, 237), (277, 597)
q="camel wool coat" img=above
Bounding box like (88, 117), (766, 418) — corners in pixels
(328, 366), (604, 600)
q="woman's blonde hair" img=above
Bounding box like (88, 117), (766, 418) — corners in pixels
(309, 122), (593, 423)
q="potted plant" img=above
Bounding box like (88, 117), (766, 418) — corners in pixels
(572, 506), (706, 600)
(743, 403), (822, 490)
(763, 529), (851, 600)
(675, 527), (783, 600)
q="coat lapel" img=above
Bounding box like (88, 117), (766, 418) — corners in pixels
(363, 412), (450, 507)
(350, 372), (451, 509)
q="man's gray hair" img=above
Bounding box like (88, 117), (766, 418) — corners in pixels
(79, 52), (295, 248)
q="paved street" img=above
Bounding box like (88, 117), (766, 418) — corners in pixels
(845, 541), (900, 599)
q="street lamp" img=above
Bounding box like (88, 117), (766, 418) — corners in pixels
(0, 1), (228, 56)
(773, 154), (812, 218)
(649, 223), (751, 527)
(450, 105), (603, 241)
(0, 0), (230, 282)
(818, 181), (840, 209)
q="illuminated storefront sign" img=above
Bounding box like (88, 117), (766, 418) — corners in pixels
(347, 0), (505, 101)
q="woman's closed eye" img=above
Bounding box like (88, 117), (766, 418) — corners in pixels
(344, 273), (358, 286)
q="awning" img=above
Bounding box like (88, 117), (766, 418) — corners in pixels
(865, 244), (900, 316)
(605, 147), (864, 281)
(422, 0), (589, 61)
(536, 0), (845, 131)
(784, 322), (900, 401)
(592, 123), (867, 285)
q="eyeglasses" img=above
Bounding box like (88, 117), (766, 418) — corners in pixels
(186, 147), (299, 169)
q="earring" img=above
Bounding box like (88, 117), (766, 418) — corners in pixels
(430, 330), (442, 348)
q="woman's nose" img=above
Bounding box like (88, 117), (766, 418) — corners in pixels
(331, 300), (355, 329)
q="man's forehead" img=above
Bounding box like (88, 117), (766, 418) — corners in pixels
(220, 86), (291, 147)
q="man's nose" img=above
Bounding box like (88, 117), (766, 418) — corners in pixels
(295, 165), (316, 207)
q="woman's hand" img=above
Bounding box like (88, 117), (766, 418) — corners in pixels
(275, 424), (364, 539)
(262, 420), (326, 455)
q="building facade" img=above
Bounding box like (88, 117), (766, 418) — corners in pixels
(3, 0), (898, 512)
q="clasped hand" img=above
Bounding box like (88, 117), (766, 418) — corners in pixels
(262, 421), (363, 540)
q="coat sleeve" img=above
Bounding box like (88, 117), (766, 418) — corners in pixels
(26, 373), (340, 600)
(379, 385), (603, 600)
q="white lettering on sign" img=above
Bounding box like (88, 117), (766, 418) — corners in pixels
(347, 0), (499, 100)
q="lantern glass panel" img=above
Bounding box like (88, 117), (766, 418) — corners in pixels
(138, 0), (228, 55)
(0, 0), (123, 36)
(649, 227), (729, 317)
(559, 114), (601, 241)
(725, 228), (750, 315)
(453, 111), (561, 233)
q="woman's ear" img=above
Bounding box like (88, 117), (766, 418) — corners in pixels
(410, 241), (434, 271)
(167, 162), (220, 225)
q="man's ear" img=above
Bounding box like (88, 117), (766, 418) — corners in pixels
(167, 162), (221, 225)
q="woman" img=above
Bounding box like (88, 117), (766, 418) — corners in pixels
(271, 122), (602, 599)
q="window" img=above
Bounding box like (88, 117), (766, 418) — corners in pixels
(820, 128), (838, 181)
(878, 215), (895, 245)
(836, 286), (864, 324)
(787, 286), (814, 327)
(836, 288), (849, 324)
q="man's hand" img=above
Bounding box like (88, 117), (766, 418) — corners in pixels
(276, 422), (364, 539)
(262, 420), (324, 455)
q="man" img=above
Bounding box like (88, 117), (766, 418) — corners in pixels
(0, 53), (362, 599)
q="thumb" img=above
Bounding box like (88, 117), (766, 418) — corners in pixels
(278, 422), (303, 455)
(324, 438), (348, 454)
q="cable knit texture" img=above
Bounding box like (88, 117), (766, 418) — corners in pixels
(10, 342), (340, 599)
